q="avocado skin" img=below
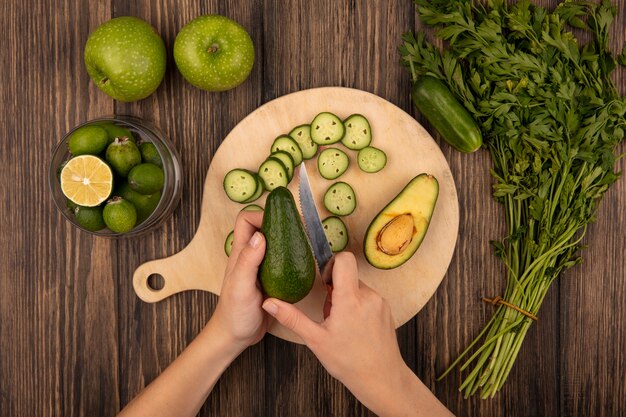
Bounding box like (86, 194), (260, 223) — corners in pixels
(260, 187), (316, 303)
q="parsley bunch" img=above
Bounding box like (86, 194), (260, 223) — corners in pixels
(400, 0), (625, 398)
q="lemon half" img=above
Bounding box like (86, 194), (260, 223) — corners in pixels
(60, 155), (113, 207)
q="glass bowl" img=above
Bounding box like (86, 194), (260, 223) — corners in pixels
(49, 116), (183, 238)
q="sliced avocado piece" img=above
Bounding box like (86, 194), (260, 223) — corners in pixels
(363, 174), (439, 269)
(260, 187), (316, 303)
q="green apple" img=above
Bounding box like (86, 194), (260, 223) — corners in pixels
(173, 15), (254, 92)
(84, 16), (167, 102)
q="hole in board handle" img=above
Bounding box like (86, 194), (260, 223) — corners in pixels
(147, 274), (165, 291)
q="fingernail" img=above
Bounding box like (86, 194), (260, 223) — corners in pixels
(248, 232), (262, 249)
(262, 300), (278, 316)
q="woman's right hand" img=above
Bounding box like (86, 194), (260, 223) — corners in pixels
(261, 252), (453, 417)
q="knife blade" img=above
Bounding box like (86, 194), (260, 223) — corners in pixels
(298, 163), (334, 285)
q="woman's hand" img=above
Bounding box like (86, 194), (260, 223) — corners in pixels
(261, 252), (406, 403)
(118, 211), (269, 417)
(210, 211), (268, 354)
(261, 252), (453, 417)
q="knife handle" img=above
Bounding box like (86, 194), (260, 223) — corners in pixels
(320, 256), (335, 318)
(320, 256), (335, 287)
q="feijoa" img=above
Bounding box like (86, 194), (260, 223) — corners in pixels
(115, 182), (161, 224)
(103, 197), (137, 233)
(128, 163), (164, 195)
(105, 137), (141, 177)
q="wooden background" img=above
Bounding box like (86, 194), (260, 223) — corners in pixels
(1, 0), (624, 416)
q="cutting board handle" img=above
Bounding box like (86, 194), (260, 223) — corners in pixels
(132, 251), (221, 303)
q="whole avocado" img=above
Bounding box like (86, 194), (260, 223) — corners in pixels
(259, 187), (316, 303)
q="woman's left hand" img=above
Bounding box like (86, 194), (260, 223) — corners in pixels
(211, 211), (268, 353)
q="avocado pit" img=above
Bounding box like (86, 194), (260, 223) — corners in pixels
(376, 213), (415, 255)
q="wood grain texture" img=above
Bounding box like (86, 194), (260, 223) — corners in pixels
(0, 0), (624, 416)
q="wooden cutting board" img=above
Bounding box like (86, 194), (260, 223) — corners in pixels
(133, 87), (459, 344)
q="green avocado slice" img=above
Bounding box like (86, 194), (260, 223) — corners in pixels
(363, 174), (439, 269)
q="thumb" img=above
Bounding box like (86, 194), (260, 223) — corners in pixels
(262, 298), (321, 343)
(231, 232), (266, 278)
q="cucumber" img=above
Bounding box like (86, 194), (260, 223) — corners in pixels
(258, 157), (289, 191)
(317, 147), (349, 180)
(271, 135), (303, 166)
(311, 112), (345, 145)
(224, 230), (234, 256)
(323, 182), (356, 216)
(357, 146), (387, 173)
(411, 76), (482, 153)
(241, 204), (263, 212)
(242, 175), (264, 203)
(223, 169), (259, 203)
(270, 150), (295, 181)
(322, 216), (349, 252)
(341, 114), (372, 150)
(289, 125), (318, 159)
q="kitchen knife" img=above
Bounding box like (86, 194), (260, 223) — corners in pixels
(298, 163), (334, 286)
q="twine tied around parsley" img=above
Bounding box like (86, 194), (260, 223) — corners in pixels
(482, 296), (538, 321)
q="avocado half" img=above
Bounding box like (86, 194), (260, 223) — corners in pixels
(363, 174), (439, 269)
